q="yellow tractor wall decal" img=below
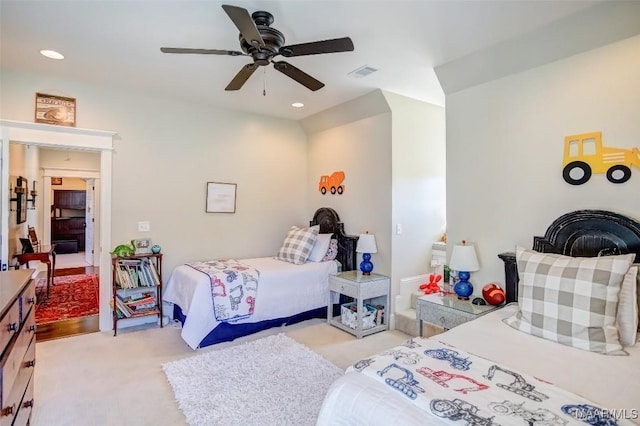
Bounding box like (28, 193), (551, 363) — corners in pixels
(319, 171), (345, 194)
(563, 131), (640, 185)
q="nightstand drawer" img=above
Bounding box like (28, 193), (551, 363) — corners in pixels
(418, 303), (475, 329)
(329, 278), (358, 298)
(416, 294), (500, 334)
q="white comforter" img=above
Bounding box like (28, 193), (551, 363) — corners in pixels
(318, 304), (640, 425)
(164, 257), (338, 349)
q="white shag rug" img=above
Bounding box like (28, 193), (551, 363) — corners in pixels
(162, 333), (343, 426)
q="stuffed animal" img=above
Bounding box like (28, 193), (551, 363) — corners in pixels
(112, 240), (136, 257)
(419, 273), (442, 295)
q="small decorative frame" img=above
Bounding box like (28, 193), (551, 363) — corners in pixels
(51, 177), (63, 185)
(206, 182), (237, 213)
(134, 238), (152, 254)
(35, 92), (76, 127)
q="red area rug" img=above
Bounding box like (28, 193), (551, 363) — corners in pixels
(36, 274), (99, 324)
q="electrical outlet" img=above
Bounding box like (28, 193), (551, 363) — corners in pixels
(396, 223), (402, 235)
(138, 221), (150, 232)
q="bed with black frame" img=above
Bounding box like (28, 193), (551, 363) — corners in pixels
(165, 207), (358, 349)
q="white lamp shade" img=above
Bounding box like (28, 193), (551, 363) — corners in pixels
(449, 242), (479, 272)
(356, 233), (377, 253)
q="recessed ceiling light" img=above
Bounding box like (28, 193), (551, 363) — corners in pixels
(291, 102), (304, 108)
(40, 50), (64, 60)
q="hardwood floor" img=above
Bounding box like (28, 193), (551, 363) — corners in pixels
(36, 265), (100, 342)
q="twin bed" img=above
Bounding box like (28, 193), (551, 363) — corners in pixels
(163, 207), (358, 349)
(318, 210), (640, 425)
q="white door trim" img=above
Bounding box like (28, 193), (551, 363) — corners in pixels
(0, 120), (116, 332)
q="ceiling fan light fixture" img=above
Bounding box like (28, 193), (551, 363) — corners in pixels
(40, 49), (64, 60)
(162, 5), (354, 92)
(291, 102), (304, 108)
(349, 65), (378, 79)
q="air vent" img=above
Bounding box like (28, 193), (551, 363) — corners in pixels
(348, 65), (378, 79)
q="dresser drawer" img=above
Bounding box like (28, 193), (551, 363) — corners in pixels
(1, 335), (35, 426)
(0, 302), (20, 358)
(0, 310), (34, 409)
(19, 282), (36, 325)
(12, 374), (33, 426)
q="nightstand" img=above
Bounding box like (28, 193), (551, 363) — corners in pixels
(328, 271), (390, 338)
(416, 293), (500, 336)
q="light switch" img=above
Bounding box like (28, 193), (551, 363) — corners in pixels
(138, 221), (150, 232)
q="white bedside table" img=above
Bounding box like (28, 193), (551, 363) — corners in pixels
(328, 271), (390, 338)
(416, 293), (500, 336)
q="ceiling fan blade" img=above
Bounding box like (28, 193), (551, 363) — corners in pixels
(273, 61), (324, 91)
(279, 37), (354, 57)
(160, 47), (246, 56)
(221, 4), (265, 48)
(225, 63), (259, 91)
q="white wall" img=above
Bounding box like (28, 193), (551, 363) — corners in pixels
(304, 90), (447, 322)
(385, 91), (446, 287)
(305, 91), (392, 275)
(446, 35), (640, 293)
(1, 69), (309, 277)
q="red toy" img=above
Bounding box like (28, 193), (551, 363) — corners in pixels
(482, 283), (505, 306)
(420, 273), (442, 295)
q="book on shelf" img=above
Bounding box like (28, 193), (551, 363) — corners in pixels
(115, 256), (161, 289)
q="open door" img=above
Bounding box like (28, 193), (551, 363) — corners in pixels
(84, 179), (95, 265)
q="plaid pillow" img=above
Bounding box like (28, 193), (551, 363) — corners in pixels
(618, 265), (638, 346)
(504, 247), (634, 355)
(275, 225), (319, 265)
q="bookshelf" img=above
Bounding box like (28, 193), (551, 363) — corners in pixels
(111, 253), (163, 336)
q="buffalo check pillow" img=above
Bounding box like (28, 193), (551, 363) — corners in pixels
(504, 247), (634, 355)
(275, 225), (319, 265)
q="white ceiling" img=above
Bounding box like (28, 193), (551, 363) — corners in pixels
(0, 0), (606, 120)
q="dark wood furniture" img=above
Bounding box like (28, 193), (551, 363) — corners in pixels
(499, 209), (640, 303)
(51, 218), (85, 252)
(14, 244), (56, 298)
(111, 253), (163, 336)
(0, 269), (36, 425)
(51, 189), (86, 253)
(53, 189), (86, 210)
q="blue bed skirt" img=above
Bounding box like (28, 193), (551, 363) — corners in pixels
(172, 304), (328, 348)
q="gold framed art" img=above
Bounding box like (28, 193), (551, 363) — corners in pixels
(35, 92), (76, 127)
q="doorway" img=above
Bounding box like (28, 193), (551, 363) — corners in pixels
(0, 120), (115, 333)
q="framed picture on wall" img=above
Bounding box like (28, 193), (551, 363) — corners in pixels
(51, 177), (63, 185)
(34, 92), (76, 127)
(206, 182), (237, 213)
(134, 238), (152, 254)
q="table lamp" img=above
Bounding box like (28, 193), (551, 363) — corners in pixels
(356, 232), (377, 275)
(449, 240), (479, 300)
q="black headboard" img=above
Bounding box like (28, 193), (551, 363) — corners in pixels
(499, 209), (640, 303)
(310, 207), (359, 271)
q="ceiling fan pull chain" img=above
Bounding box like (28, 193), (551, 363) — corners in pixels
(263, 67), (267, 96)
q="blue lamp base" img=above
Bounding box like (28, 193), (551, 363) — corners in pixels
(454, 271), (473, 300)
(360, 253), (373, 275)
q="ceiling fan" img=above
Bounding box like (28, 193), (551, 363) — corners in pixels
(160, 4), (354, 92)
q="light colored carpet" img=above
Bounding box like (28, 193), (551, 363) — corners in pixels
(32, 319), (410, 425)
(163, 333), (342, 425)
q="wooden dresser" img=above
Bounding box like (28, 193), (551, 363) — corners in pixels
(0, 270), (36, 425)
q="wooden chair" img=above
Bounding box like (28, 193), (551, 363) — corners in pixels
(28, 226), (41, 252)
